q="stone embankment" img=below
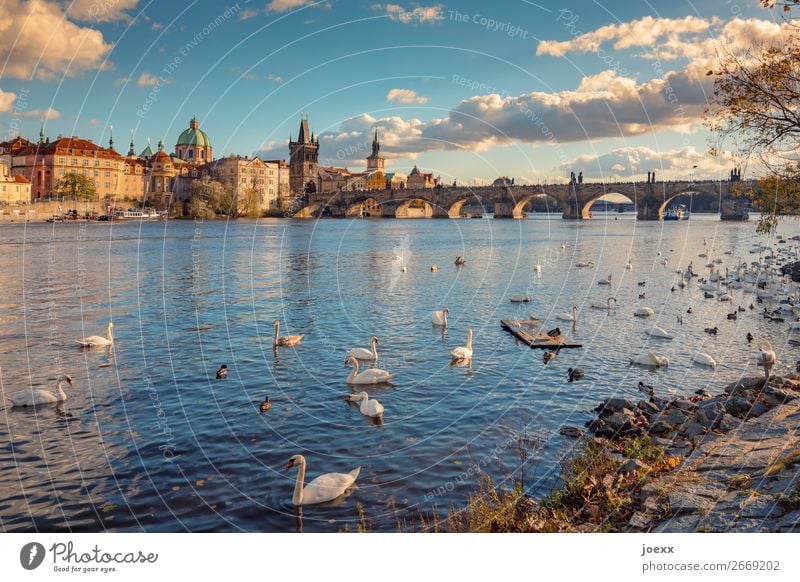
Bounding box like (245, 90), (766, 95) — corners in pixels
(581, 374), (800, 532)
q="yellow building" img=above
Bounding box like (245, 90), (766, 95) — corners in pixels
(0, 157), (31, 204)
(208, 155), (289, 211)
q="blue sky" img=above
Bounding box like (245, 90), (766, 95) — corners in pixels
(0, 0), (786, 184)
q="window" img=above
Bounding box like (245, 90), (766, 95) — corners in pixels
(60, 169), (65, 175)
(104, 171), (110, 177)
(188, 150), (194, 159)
(94, 171), (99, 177)
(95, 160), (100, 166)
(71, 159), (77, 165)
(59, 157), (66, 164)
(83, 159), (89, 166)
(104, 182), (110, 188)
(83, 170), (88, 176)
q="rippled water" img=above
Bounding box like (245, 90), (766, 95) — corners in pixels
(1, 214), (798, 532)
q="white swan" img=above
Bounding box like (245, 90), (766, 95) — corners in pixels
(634, 307), (655, 317)
(534, 260), (542, 273)
(347, 336), (379, 361)
(646, 326), (674, 340)
(591, 297), (616, 310)
(598, 275), (612, 286)
(76, 322), (114, 347)
(6, 375), (72, 407)
(629, 353), (669, 367)
(692, 353), (717, 368)
(450, 328), (473, 361)
(432, 307), (449, 326)
(556, 305), (577, 322)
(625, 261), (633, 270)
(757, 341), (776, 367)
(345, 356), (393, 385)
(274, 320), (304, 347)
(285, 454), (360, 506)
(347, 391), (384, 418)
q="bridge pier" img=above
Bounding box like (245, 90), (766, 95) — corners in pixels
(561, 198), (590, 220)
(720, 197), (749, 221)
(636, 195), (661, 221)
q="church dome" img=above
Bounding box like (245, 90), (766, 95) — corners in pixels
(176, 117), (211, 148)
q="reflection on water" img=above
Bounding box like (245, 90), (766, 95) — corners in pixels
(0, 215), (797, 532)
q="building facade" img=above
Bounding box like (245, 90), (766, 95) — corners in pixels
(207, 155), (289, 211)
(0, 156), (31, 204)
(407, 165), (438, 189)
(289, 118), (319, 194)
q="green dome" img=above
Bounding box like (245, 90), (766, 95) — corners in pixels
(176, 117), (211, 148)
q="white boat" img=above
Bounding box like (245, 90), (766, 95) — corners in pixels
(663, 204), (689, 221)
(110, 209), (165, 220)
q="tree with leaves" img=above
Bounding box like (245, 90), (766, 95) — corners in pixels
(54, 173), (97, 201)
(238, 185), (263, 218)
(188, 176), (233, 218)
(706, 1), (800, 231)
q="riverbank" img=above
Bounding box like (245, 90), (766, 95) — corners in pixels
(442, 373), (800, 532)
(0, 201), (107, 222)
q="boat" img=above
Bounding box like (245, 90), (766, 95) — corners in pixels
(45, 215), (65, 222)
(663, 204), (689, 221)
(110, 209), (165, 220)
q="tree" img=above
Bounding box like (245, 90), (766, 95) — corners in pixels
(706, 1), (800, 232)
(188, 176), (233, 217)
(54, 173), (97, 201)
(238, 185), (263, 218)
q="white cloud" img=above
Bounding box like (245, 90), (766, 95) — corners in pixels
(0, 0), (115, 79)
(374, 3), (443, 24)
(88, 118), (102, 126)
(0, 89), (16, 113)
(266, 0), (324, 13)
(63, 0), (139, 22)
(137, 72), (168, 87)
(239, 7), (261, 20)
(387, 88), (429, 104)
(19, 108), (61, 121)
(559, 146), (732, 180)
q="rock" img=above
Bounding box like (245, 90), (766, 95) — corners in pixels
(622, 458), (651, 473)
(725, 395), (752, 418)
(761, 386), (798, 406)
(595, 426), (616, 438)
(697, 399), (727, 427)
(606, 410), (635, 430)
(629, 511), (652, 528)
(597, 397), (635, 413)
(725, 376), (765, 395)
(587, 419), (606, 431)
(682, 421), (706, 440)
(649, 420), (674, 435)
(559, 426), (584, 438)
(665, 409), (690, 426)
(668, 486), (716, 515)
(650, 396), (670, 410)
(716, 414), (743, 432)
(780, 259), (800, 282)
(748, 401), (769, 417)
(778, 510), (800, 531)
(621, 425), (645, 438)
(674, 399), (697, 411)
(637, 400), (660, 415)
(738, 495), (783, 519)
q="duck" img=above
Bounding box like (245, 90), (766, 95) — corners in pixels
(431, 264), (439, 272)
(692, 353), (717, 369)
(638, 292), (646, 299)
(347, 336), (379, 361)
(284, 454), (360, 506)
(646, 326), (674, 339)
(598, 274), (612, 286)
(6, 375), (72, 407)
(629, 353), (669, 367)
(345, 355), (394, 385)
(450, 328), (473, 361)
(638, 281), (646, 287)
(634, 307), (655, 317)
(625, 262), (633, 270)
(727, 312), (738, 320)
(546, 327), (562, 338)
(746, 332), (754, 343)
(431, 307), (449, 327)
(556, 305), (577, 322)
(687, 307), (693, 314)
(534, 260), (542, 273)
(346, 391), (384, 418)
(259, 395), (272, 413)
(273, 320), (304, 347)
(216, 364), (228, 379)
(704, 327), (719, 335)
(76, 322), (114, 347)
(591, 297), (616, 310)
(543, 349), (559, 364)
(567, 367), (584, 382)
(637, 381), (655, 397)
(455, 255), (466, 266)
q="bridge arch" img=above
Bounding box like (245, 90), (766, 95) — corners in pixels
(657, 188), (717, 218)
(395, 197), (435, 218)
(581, 191), (637, 217)
(345, 197), (382, 217)
(512, 192), (564, 218)
(448, 194), (489, 218)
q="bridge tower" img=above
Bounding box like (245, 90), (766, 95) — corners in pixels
(289, 117), (319, 195)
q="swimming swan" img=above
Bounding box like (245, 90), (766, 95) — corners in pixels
(450, 328), (473, 361)
(432, 308), (449, 326)
(346, 391), (385, 418)
(345, 356), (393, 385)
(692, 353), (717, 368)
(274, 320), (304, 347)
(556, 305), (578, 322)
(591, 297), (616, 310)
(634, 307), (655, 317)
(348, 336), (379, 361)
(76, 323), (114, 347)
(646, 326), (674, 339)
(629, 353), (669, 367)
(285, 454), (360, 506)
(6, 375), (72, 407)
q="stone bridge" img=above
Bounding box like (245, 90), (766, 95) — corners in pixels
(293, 179), (751, 220)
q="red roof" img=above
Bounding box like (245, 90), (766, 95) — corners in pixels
(18, 136), (124, 160)
(13, 175), (30, 184)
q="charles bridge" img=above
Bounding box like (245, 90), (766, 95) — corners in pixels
(293, 177), (751, 221)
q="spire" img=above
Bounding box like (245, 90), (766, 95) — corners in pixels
(109, 125), (114, 149)
(370, 126), (380, 157)
(39, 122), (45, 144)
(157, 137), (164, 152)
(298, 117), (310, 143)
(128, 130), (135, 156)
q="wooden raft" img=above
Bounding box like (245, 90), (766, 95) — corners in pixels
(500, 320), (583, 349)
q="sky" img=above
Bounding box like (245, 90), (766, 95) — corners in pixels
(0, 0), (791, 185)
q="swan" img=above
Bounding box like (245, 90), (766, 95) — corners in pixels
(6, 375), (72, 407)
(431, 264), (439, 272)
(575, 261), (595, 268)
(347, 336), (379, 361)
(450, 328), (473, 361)
(76, 322), (114, 347)
(646, 326), (674, 340)
(400, 264), (407, 273)
(432, 308), (449, 326)
(556, 305), (577, 322)
(598, 275), (612, 286)
(634, 307), (655, 317)
(625, 262), (633, 270)
(534, 260), (542, 273)
(345, 356), (393, 385)
(285, 454), (360, 506)
(274, 320), (304, 347)
(692, 353), (717, 369)
(591, 297), (616, 310)
(629, 353), (669, 367)
(346, 391), (384, 418)
(259, 395), (272, 412)
(216, 364), (228, 379)
(757, 341), (776, 367)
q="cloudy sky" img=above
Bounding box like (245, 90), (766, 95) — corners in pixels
(0, 0), (791, 184)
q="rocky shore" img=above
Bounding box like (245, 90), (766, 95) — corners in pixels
(781, 260), (800, 283)
(576, 374), (800, 532)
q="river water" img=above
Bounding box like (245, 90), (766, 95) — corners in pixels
(1, 213), (798, 532)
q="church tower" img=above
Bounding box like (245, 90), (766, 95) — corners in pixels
(289, 117), (319, 194)
(366, 128), (384, 172)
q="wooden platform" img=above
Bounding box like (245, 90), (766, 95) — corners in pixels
(500, 320), (583, 349)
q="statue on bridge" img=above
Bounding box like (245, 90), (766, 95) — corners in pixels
(730, 167), (741, 182)
(578, 171), (583, 184)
